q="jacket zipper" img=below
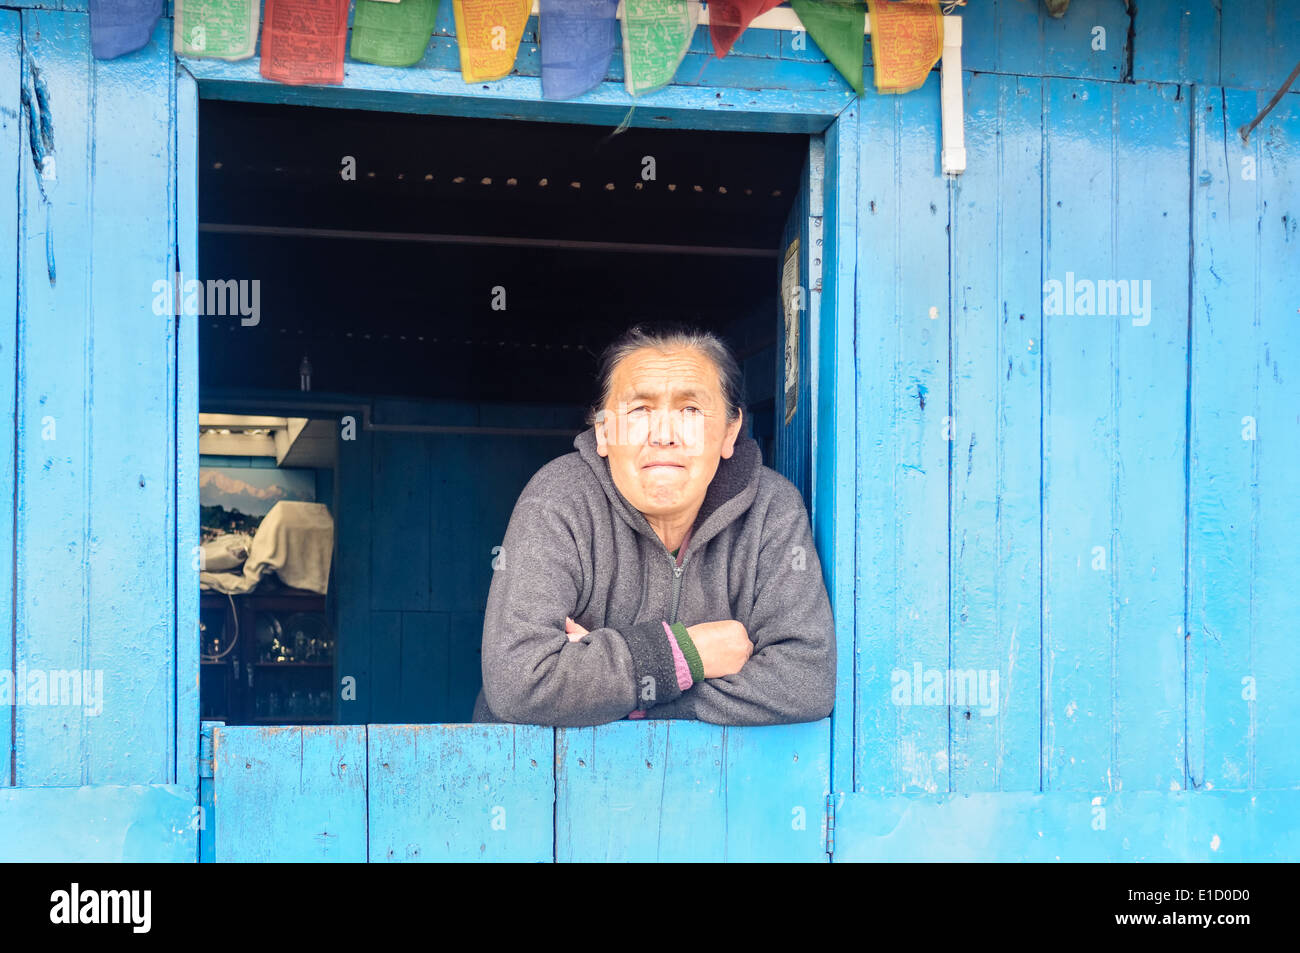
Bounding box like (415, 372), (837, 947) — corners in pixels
(666, 550), (687, 623)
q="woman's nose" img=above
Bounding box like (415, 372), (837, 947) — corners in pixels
(648, 409), (680, 445)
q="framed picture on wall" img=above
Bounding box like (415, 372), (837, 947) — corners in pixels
(199, 467), (317, 543)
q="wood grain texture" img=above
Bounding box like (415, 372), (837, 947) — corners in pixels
(214, 725), (368, 861)
(948, 72), (1042, 793)
(15, 9), (177, 786)
(0, 8), (20, 788)
(1189, 86), (1300, 791)
(1041, 79), (1188, 794)
(833, 789), (1300, 861)
(555, 721), (830, 861)
(853, 73), (951, 795)
(367, 723), (553, 861)
(0, 784), (195, 861)
(820, 107), (857, 797)
(176, 64), (201, 806)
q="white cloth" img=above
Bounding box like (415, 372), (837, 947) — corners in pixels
(200, 501), (334, 595)
(201, 532), (253, 572)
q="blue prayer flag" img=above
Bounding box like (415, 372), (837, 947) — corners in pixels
(90, 0), (164, 60)
(540, 0), (619, 101)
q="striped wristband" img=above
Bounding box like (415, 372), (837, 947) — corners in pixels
(669, 621), (705, 683)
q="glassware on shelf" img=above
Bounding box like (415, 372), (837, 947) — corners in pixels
(256, 613), (286, 662)
(284, 613), (332, 664)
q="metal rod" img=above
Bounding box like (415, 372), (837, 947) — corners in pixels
(199, 223), (779, 258)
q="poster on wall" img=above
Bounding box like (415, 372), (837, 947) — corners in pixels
(781, 237), (800, 426)
(199, 467), (317, 542)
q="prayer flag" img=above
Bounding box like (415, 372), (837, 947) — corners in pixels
(621, 0), (700, 97)
(351, 0), (442, 67)
(539, 0), (618, 100)
(707, 0), (781, 59)
(89, 0), (163, 60)
(790, 0), (865, 96)
(452, 0), (533, 83)
(260, 0), (351, 85)
(174, 0), (260, 61)
(866, 0), (943, 94)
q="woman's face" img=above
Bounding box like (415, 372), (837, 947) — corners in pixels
(594, 347), (742, 521)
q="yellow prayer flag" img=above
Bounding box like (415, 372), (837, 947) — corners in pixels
(453, 0), (533, 82)
(867, 0), (944, 94)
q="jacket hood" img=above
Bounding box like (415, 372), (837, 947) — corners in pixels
(573, 426), (762, 556)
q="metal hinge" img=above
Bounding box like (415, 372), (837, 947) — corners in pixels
(825, 793), (836, 857)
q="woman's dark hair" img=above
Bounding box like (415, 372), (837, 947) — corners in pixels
(586, 322), (747, 427)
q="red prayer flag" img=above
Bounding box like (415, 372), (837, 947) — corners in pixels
(708, 0), (782, 59)
(260, 0), (351, 86)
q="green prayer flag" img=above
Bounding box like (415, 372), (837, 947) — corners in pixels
(350, 0), (442, 68)
(621, 0), (700, 97)
(173, 0), (260, 61)
(791, 0), (865, 96)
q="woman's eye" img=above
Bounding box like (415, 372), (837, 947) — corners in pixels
(683, 406), (702, 415)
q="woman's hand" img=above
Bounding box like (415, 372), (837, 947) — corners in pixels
(564, 616), (589, 642)
(686, 620), (753, 678)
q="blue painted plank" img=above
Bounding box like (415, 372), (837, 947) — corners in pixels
(371, 431), (430, 611)
(369, 610), (402, 723)
(448, 609), (483, 722)
(0, 784), (196, 861)
(1247, 87), (1300, 789)
(1221, 0), (1300, 93)
(820, 106), (858, 797)
(335, 418), (373, 724)
(962, 0), (1127, 82)
(556, 722), (830, 861)
(1042, 79), (1188, 793)
(0, 8), (20, 788)
(1041, 79), (1121, 793)
(722, 721), (830, 861)
(178, 68), (200, 803)
(1190, 87), (1300, 791)
(1131, 0), (1220, 86)
(15, 8), (176, 786)
(853, 74), (951, 795)
(1110, 81), (1188, 793)
(399, 611), (449, 722)
(198, 721), (218, 862)
(429, 432), (474, 613)
(556, 722), (728, 861)
(833, 790), (1300, 862)
(213, 725), (367, 861)
(948, 73), (1042, 793)
(15, 9), (95, 786)
(183, 54), (849, 135)
(86, 13), (176, 785)
(367, 724), (553, 861)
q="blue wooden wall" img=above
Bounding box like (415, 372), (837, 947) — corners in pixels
(3, 1), (1300, 861)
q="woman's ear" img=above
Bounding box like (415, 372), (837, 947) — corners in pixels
(594, 411), (610, 458)
(720, 408), (743, 459)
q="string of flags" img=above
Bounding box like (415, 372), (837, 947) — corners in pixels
(99, 0), (944, 99)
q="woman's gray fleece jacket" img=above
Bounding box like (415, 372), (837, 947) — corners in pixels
(470, 427), (836, 727)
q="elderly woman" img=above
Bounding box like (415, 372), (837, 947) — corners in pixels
(471, 323), (836, 727)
